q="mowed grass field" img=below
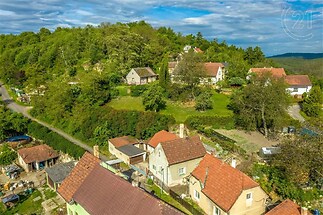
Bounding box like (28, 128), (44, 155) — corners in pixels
(108, 93), (233, 122)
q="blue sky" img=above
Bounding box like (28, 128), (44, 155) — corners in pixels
(0, 0), (322, 56)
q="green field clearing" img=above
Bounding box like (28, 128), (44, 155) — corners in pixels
(108, 93), (233, 122)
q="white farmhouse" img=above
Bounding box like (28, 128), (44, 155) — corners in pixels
(285, 75), (312, 97)
(149, 135), (206, 187)
(126, 67), (157, 85)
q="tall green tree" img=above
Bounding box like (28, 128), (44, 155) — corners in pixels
(195, 90), (213, 111)
(229, 74), (290, 137)
(302, 86), (323, 117)
(159, 55), (170, 89)
(142, 83), (166, 112)
(273, 136), (323, 185)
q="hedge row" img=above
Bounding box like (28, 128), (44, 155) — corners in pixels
(185, 115), (234, 130)
(27, 121), (85, 159)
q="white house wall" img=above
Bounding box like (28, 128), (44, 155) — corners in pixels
(287, 86), (312, 96)
(149, 144), (169, 185)
(126, 69), (141, 85)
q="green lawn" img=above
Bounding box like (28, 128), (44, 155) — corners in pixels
(1, 189), (43, 215)
(107, 93), (232, 123)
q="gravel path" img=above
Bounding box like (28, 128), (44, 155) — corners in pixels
(0, 82), (107, 161)
(287, 104), (305, 122)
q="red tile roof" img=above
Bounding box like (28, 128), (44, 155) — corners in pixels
(285, 75), (312, 86)
(73, 164), (183, 215)
(249, 68), (286, 78)
(57, 152), (100, 202)
(265, 199), (301, 215)
(161, 135), (206, 165)
(148, 130), (179, 148)
(17, 144), (59, 164)
(192, 154), (260, 212)
(194, 47), (203, 53)
(109, 136), (139, 148)
(204, 63), (224, 77)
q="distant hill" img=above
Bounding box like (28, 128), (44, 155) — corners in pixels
(268, 53), (323, 59)
(270, 57), (323, 78)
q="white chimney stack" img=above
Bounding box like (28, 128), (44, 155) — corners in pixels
(93, 145), (100, 158)
(301, 207), (308, 215)
(231, 158), (236, 168)
(179, 124), (185, 138)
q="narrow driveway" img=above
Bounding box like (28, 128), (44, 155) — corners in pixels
(0, 82), (107, 161)
(287, 104), (305, 123)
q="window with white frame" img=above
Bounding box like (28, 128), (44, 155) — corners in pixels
(246, 192), (253, 206)
(194, 190), (200, 201)
(178, 167), (186, 176)
(293, 88), (298, 92)
(152, 165), (156, 170)
(246, 192), (252, 200)
(213, 206), (221, 215)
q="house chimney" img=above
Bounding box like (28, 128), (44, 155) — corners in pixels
(231, 158), (236, 168)
(202, 167), (209, 189)
(93, 145), (100, 158)
(301, 207), (308, 215)
(179, 123), (185, 138)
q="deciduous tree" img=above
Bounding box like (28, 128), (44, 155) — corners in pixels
(229, 74), (290, 137)
(142, 83), (166, 112)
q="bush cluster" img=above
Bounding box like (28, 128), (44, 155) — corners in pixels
(130, 85), (148, 97)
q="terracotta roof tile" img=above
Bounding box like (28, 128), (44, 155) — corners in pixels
(285, 75), (312, 86)
(204, 63), (224, 77)
(57, 152), (100, 202)
(194, 47), (203, 53)
(250, 68), (286, 78)
(17, 144), (59, 164)
(148, 130), (179, 148)
(109, 136), (139, 148)
(73, 164), (183, 215)
(192, 154), (259, 212)
(161, 135), (206, 165)
(265, 199), (301, 215)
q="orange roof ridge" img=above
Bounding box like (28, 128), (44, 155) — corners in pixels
(148, 130), (179, 148)
(265, 199), (301, 215)
(58, 152), (100, 202)
(191, 154), (259, 212)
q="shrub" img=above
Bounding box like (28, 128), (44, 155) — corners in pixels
(130, 85), (148, 97)
(195, 91), (213, 111)
(0, 144), (17, 165)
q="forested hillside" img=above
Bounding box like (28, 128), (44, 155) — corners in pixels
(271, 57), (323, 78)
(0, 21), (269, 146)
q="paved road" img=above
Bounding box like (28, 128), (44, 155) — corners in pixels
(287, 104), (305, 123)
(0, 82), (107, 161)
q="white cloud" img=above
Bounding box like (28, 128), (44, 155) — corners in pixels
(0, 0), (321, 55)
